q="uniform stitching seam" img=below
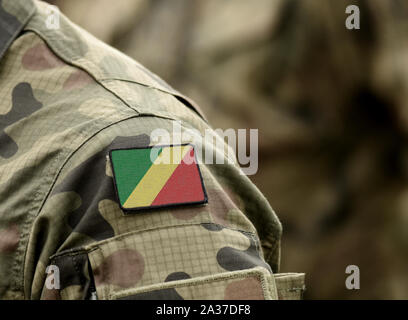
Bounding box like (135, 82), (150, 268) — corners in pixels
(85, 222), (258, 251)
(110, 267), (270, 300)
(49, 222), (259, 259)
(21, 28), (141, 116)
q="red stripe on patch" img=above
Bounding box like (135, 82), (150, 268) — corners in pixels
(151, 148), (204, 206)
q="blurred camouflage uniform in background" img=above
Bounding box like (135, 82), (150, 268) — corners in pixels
(49, 0), (408, 298)
(0, 0), (305, 300)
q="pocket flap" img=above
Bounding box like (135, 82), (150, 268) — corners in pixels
(274, 273), (306, 300)
(111, 267), (278, 300)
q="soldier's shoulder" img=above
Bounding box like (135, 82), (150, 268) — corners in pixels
(23, 0), (205, 123)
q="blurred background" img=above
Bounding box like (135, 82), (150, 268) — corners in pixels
(46, 0), (408, 299)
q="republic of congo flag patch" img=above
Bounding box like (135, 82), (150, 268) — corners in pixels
(109, 144), (207, 211)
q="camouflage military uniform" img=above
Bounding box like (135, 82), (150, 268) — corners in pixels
(0, 0), (304, 300)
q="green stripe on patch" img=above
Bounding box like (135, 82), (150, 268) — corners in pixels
(110, 147), (162, 204)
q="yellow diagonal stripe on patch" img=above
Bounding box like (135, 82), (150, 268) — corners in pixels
(123, 145), (192, 208)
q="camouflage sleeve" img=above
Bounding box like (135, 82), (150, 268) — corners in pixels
(28, 114), (303, 300)
(2, 0), (304, 299)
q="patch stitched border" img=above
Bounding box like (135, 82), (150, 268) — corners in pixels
(109, 144), (208, 212)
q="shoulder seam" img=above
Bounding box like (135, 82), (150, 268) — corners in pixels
(22, 29), (141, 115)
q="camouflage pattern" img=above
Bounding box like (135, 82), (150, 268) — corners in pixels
(46, 0), (408, 299)
(0, 0), (304, 300)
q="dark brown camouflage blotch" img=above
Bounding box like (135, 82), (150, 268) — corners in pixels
(205, 188), (237, 226)
(93, 249), (145, 288)
(22, 42), (65, 70)
(63, 69), (94, 90)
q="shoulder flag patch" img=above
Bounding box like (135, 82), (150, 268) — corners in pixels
(109, 144), (207, 211)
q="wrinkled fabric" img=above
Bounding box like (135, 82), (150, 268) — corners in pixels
(0, 0), (302, 300)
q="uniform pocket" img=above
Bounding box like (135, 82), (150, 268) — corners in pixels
(274, 273), (306, 300)
(46, 223), (287, 300)
(85, 223), (275, 300)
